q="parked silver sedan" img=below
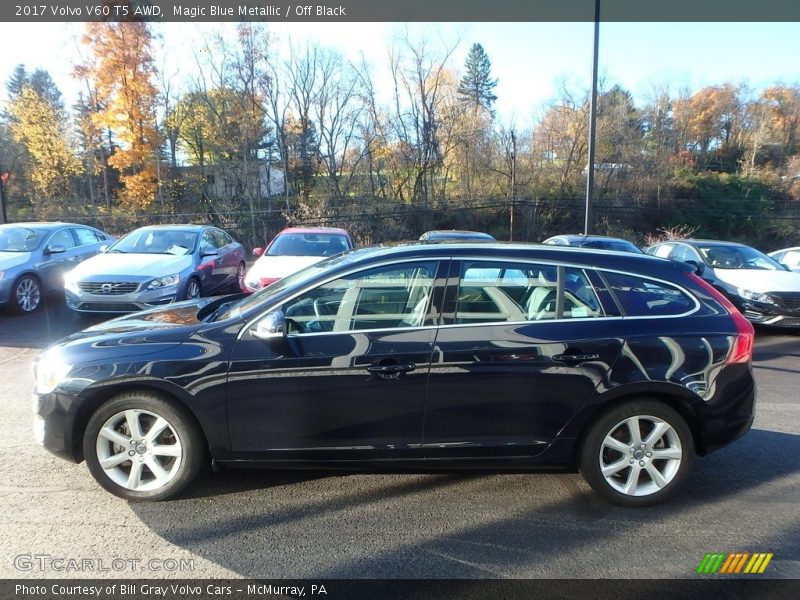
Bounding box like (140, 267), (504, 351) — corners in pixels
(0, 222), (114, 314)
(64, 225), (246, 314)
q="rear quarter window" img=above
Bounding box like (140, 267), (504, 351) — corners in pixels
(603, 271), (697, 317)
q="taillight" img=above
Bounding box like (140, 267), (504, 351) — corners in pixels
(259, 277), (279, 288)
(685, 272), (754, 364)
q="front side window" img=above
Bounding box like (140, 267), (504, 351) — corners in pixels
(48, 229), (77, 250)
(282, 261), (438, 334)
(603, 271), (697, 317)
(449, 261), (604, 324)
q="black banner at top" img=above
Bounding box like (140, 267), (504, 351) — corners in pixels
(2, 0), (800, 22)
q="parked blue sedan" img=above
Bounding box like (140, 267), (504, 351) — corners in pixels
(0, 222), (114, 314)
(64, 224), (246, 314)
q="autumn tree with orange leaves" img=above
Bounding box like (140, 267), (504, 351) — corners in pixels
(76, 21), (159, 209)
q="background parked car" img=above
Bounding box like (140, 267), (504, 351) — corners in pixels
(245, 227), (353, 292)
(646, 239), (800, 327)
(64, 224), (245, 314)
(0, 222), (113, 314)
(768, 246), (800, 272)
(419, 230), (496, 241)
(542, 234), (643, 254)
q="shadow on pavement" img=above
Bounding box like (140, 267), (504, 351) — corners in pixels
(129, 429), (800, 578)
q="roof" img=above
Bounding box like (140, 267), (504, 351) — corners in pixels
(674, 239), (748, 248)
(131, 224), (211, 232)
(546, 234), (630, 242)
(1, 221), (88, 230)
(342, 241), (680, 270)
(277, 227), (350, 236)
(421, 230), (495, 240)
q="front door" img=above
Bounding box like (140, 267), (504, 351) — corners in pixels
(226, 260), (446, 460)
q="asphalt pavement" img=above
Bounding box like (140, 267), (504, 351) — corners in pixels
(0, 295), (798, 579)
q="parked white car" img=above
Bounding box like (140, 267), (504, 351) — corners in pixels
(646, 239), (800, 328)
(768, 246), (800, 272)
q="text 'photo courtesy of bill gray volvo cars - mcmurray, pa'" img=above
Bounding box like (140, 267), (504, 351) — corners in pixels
(32, 243), (757, 507)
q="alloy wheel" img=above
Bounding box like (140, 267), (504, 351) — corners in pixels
(15, 277), (41, 312)
(95, 409), (183, 492)
(598, 415), (683, 497)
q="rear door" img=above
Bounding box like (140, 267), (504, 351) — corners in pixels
(422, 258), (625, 458)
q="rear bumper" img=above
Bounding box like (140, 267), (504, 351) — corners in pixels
(696, 364), (756, 455)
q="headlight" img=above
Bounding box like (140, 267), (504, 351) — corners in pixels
(737, 288), (776, 305)
(34, 347), (72, 395)
(147, 274), (180, 290)
(63, 270), (78, 292)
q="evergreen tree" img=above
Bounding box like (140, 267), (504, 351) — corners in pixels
(457, 43), (498, 115)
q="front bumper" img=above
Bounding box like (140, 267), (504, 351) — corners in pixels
(0, 277), (14, 306)
(65, 286), (179, 313)
(33, 390), (84, 463)
(735, 298), (800, 328)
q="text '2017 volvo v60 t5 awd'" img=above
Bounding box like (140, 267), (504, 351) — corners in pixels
(33, 243), (755, 506)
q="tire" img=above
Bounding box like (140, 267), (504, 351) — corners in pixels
(183, 277), (201, 301)
(83, 391), (204, 501)
(228, 262), (246, 293)
(9, 274), (42, 314)
(579, 399), (694, 507)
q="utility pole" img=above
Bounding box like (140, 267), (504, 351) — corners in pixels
(509, 129), (517, 241)
(584, 0), (601, 235)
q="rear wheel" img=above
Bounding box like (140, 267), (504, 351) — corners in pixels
(228, 262), (246, 293)
(83, 391), (204, 501)
(10, 274), (42, 314)
(579, 399), (694, 507)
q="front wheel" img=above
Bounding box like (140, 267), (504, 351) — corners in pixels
(83, 391), (204, 501)
(579, 399), (694, 507)
(10, 274), (42, 314)
(183, 277), (201, 301)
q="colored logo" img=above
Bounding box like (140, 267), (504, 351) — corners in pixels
(697, 552), (773, 575)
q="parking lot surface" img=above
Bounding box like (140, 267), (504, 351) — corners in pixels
(1, 298), (799, 579)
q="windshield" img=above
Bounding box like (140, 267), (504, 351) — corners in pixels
(698, 245), (787, 271)
(212, 253), (354, 321)
(0, 227), (47, 252)
(109, 229), (197, 255)
(267, 232), (349, 257)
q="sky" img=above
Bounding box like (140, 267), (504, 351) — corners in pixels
(0, 21), (799, 128)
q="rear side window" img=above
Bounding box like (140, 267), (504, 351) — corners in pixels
(603, 271), (697, 317)
(448, 261), (604, 324)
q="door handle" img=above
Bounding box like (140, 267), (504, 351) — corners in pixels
(552, 353), (600, 364)
(367, 362), (416, 374)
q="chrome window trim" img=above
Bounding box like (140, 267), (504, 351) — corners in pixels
(237, 254), (701, 340)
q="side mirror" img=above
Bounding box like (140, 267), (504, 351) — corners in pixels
(99, 245), (108, 253)
(252, 310), (286, 340)
(252, 247), (264, 257)
(685, 260), (705, 276)
(45, 244), (66, 255)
